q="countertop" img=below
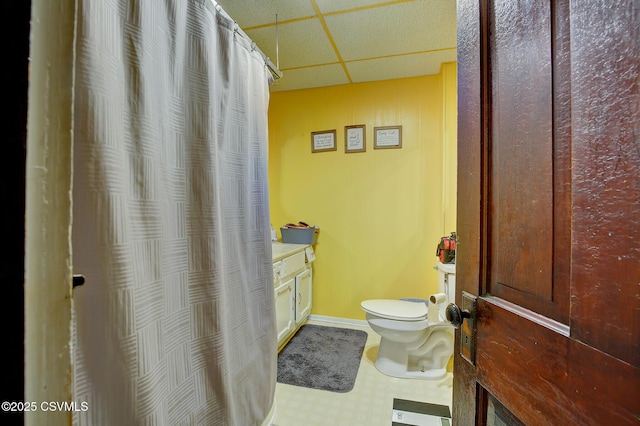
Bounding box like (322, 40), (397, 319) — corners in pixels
(272, 241), (308, 262)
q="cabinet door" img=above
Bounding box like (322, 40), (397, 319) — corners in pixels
(294, 267), (312, 323)
(274, 278), (295, 345)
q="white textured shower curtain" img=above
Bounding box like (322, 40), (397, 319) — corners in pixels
(72, 1), (275, 424)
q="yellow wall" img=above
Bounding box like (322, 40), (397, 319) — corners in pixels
(268, 63), (457, 320)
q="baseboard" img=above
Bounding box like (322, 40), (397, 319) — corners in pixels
(308, 314), (369, 328)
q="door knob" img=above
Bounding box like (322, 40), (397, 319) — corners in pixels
(445, 303), (471, 328)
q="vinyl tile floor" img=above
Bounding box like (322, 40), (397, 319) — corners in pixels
(271, 318), (453, 426)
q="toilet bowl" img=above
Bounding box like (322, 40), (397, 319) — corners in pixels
(361, 260), (456, 380)
(361, 298), (454, 380)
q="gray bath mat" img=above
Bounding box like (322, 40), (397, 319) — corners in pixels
(277, 324), (368, 393)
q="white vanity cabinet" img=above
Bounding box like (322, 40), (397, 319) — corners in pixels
(272, 242), (313, 350)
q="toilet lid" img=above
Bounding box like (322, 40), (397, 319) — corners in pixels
(361, 299), (428, 320)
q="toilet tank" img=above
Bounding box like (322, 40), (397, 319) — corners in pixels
(436, 259), (456, 304)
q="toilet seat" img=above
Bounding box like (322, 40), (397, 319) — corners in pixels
(361, 299), (428, 321)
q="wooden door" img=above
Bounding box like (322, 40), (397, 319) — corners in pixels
(454, 1), (640, 424)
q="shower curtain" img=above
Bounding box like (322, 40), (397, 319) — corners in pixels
(71, 1), (275, 424)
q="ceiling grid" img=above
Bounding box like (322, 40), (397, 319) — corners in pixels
(215, 0), (457, 91)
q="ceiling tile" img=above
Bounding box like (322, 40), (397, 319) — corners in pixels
(325, 1), (456, 61)
(214, 0), (315, 27)
(315, 0), (393, 14)
(347, 50), (457, 84)
(270, 64), (350, 92)
(246, 19), (338, 69)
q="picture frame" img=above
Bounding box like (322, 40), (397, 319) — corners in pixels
(374, 126), (402, 149)
(311, 130), (337, 153)
(345, 125), (366, 153)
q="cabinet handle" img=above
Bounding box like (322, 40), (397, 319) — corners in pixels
(73, 274), (86, 288)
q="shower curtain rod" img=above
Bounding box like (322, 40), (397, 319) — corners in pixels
(212, 1), (283, 81)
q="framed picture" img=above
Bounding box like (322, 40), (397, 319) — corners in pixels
(345, 125), (366, 153)
(374, 126), (402, 149)
(311, 130), (337, 153)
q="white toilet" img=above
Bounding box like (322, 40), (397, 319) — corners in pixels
(360, 260), (456, 380)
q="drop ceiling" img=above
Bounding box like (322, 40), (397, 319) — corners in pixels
(215, 0), (457, 92)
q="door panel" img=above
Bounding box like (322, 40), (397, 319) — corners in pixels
(476, 297), (639, 424)
(294, 267), (312, 323)
(275, 279), (295, 345)
(488, 0), (570, 324)
(490, 0), (554, 302)
(454, 0), (640, 424)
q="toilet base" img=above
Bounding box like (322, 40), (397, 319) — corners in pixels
(375, 359), (448, 380)
(374, 337), (450, 381)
